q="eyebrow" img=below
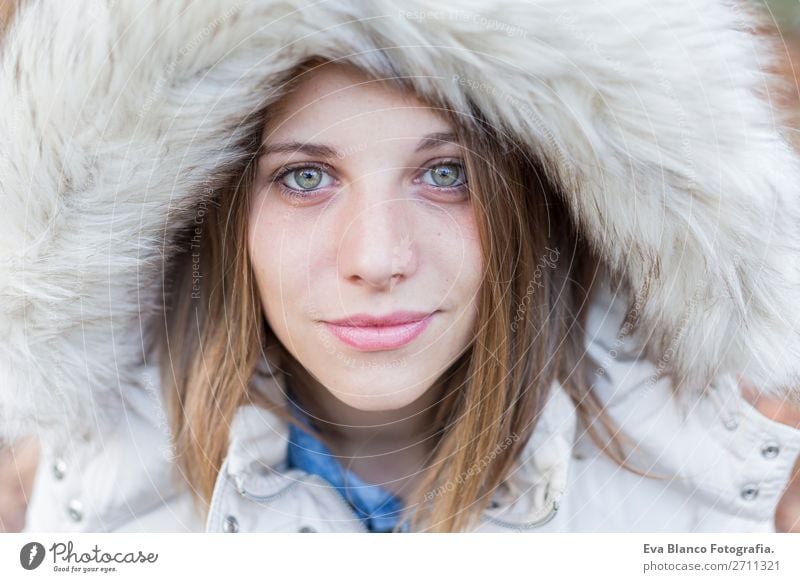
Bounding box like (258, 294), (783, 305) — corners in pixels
(259, 131), (460, 158)
(413, 132), (460, 153)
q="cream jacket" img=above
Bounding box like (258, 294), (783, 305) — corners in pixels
(24, 280), (800, 532)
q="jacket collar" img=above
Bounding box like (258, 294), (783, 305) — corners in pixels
(223, 377), (577, 525)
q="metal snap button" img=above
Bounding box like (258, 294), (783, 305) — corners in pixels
(67, 499), (84, 522)
(298, 525), (316, 533)
(740, 484), (759, 501)
(761, 442), (780, 459)
(723, 416), (739, 431)
(222, 515), (239, 533)
(52, 458), (67, 480)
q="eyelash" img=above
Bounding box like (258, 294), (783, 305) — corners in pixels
(268, 158), (469, 198)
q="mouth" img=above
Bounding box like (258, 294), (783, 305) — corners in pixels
(322, 311), (437, 352)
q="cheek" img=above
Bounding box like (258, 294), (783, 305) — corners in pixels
(438, 206), (483, 297)
(247, 194), (327, 324)
(421, 206), (483, 350)
(247, 196), (293, 318)
(247, 198), (274, 282)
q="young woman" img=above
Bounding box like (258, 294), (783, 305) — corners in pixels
(3, 0), (800, 533)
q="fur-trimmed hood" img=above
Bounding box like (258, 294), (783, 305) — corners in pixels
(2, 0), (800, 447)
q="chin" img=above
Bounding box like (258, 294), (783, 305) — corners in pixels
(326, 378), (430, 412)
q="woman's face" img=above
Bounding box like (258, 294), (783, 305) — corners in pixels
(248, 64), (483, 412)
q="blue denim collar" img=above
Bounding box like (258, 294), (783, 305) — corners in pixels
(285, 379), (409, 532)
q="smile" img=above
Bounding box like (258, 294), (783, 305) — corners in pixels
(323, 312), (435, 352)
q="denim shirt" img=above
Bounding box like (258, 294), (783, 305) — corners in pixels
(285, 380), (410, 532)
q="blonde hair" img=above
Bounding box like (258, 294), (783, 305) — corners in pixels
(152, 57), (661, 533)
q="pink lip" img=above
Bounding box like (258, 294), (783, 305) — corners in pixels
(323, 311), (436, 352)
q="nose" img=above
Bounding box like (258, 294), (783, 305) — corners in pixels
(337, 194), (418, 291)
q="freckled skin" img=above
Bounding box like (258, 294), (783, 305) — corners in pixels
(248, 63), (483, 414)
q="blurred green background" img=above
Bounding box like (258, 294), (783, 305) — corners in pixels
(760, 0), (800, 33)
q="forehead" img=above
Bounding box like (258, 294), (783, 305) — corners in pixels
(263, 63), (452, 140)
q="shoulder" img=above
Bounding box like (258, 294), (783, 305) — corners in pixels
(24, 367), (204, 532)
(570, 278), (800, 531)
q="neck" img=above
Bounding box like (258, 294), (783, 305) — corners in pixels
(284, 362), (446, 458)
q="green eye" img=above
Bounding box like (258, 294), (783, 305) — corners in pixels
(423, 163), (466, 188)
(280, 166), (334, 191)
